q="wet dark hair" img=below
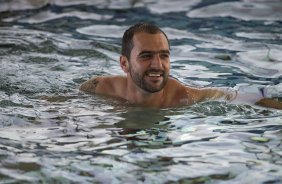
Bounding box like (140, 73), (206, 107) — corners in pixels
(121, 23), (169, 60)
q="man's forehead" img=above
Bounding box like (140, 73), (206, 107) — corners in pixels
(132, 32), (169, 48)
(133, 32), (166, 39)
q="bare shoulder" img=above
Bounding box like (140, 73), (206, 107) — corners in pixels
(167, 78), (199, 94)
(166, 78), (235, 105)
(164, 78), (195, 106)
(79, 76), (126, 96)
(79, 76), (100, 94)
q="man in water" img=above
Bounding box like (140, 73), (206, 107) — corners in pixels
(80, 23), (281, 109)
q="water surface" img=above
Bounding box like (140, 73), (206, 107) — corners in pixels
(0, 0), (282, 183)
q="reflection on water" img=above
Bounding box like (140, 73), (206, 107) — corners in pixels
(187, 0), (282, 21)
(0, 0), (282, 183)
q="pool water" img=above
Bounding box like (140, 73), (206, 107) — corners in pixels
(0, 0), (282, 183)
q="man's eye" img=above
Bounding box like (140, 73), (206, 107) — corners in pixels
(160, 54), (169, 59)
(140, 54), (152, 59)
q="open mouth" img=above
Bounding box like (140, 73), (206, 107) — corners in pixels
(147, 73), (162, 77)
(145, 72), (164, 84)
(146, 70), (164, 77)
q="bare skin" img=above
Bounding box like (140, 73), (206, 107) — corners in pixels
(80, 75), (237, 108)
(80, 32), (282, 109)
(80, 32), (235, 108)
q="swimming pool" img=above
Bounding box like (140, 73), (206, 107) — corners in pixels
(0, 0), (282, 183)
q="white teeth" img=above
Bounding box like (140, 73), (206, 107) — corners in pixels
(148, 73), (161, 77)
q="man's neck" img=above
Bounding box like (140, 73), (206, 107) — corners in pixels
(125, 78), (165, 107)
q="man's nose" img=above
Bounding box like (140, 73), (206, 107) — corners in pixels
(150, 54), (162, 69)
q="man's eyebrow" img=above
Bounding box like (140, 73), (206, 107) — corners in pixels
(159, 50), (170, 54)
(138, 50), (170, 56)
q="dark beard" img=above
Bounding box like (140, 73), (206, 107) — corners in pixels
(129, 66), (167, 93)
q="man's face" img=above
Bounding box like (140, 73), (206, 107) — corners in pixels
(128, 32), (170, 93)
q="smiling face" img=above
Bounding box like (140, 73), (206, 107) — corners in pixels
(128, 32), (170, 93)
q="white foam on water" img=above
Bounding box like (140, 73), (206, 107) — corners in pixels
(3, 10), (113, 23)
(146, 0), (201, 14)
(0, 0), (49, 12)
(235, 32), (282, 40)
(187, 0), (282, 21)
(77, 25), (127, 38)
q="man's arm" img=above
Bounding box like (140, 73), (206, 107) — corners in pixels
(187, 87), (237, 104)
(235, 85), (282, 110)
(255, 98), (282, 110)
(191, 86), (282, 110)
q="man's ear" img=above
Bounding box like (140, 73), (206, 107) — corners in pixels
(120, 55), (129, 73)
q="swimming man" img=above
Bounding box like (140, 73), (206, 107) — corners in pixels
(80, 23), (282, 109)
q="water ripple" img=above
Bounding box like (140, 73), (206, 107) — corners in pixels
(0, 0), (282, 183)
